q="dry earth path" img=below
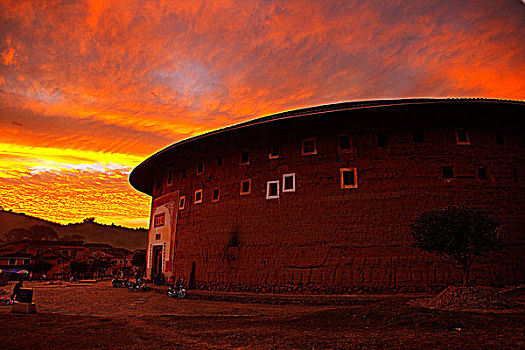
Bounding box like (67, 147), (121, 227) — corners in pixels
(0, 281), (523, 349)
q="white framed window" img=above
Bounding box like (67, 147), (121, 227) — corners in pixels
(93, 252), (97, 257)
(101, 252), (105, 257)
(282, 173), (296, 192)
(301, 137), (317, 155)
(212, 188), (220, 202)
(455, 129), (470, 145)
(194, 189), (203, 203)
(178, 196), (185, 210)
(240, 179), (251, 195)
(266, 180), (280, 199)
(340, 168), (358, 189)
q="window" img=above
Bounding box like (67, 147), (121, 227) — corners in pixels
(167, 168), (173, 185)
(178, 196), (185, 210)
(413, 130), (424, 143)
(217, 157), (223, 166)
(282, 173), (296, 192)
(455, 129), (470, 145)
(8, 259), (15, 265)
(301, 137), (317, 155)
(156, 179), (162, 193)
(154, 213), (165, 227)
(340, 168), (358, 189)
(71, 251), (77, 259)
(378, 132), (388, 147)
(62, 250), (68, 256)
(513, 169), (518, 181)
(93, 252), (97, 257)
(101, 252), (105, 257)
(88, 258), (93, 264)
(266, 181), (280, 199)
(212, 188), (220, 202)
(155, 234), (161, 240)
(269, 145), (279, 159)
(57, 259), (61, 265)
(120, 259), (123, 264)
(181, 169), (187, 179)
(240, 179), (251, 195)
(478, 167), (488, 180)
(194, 189), (203, 203)
(442, 166), (454, 180)
(339, 136), (352, 152)
(240, 151), (250, 165)
(197, 162), (204, 175)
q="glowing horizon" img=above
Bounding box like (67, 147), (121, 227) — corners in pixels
(1, 1), (524, 228)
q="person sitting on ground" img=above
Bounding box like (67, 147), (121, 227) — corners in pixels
(10, 279), (23, 301)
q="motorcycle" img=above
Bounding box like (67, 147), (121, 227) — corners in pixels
(111, 278), (128, 288)
(127, 279), (149, 292)
(167, 279), (187, 299)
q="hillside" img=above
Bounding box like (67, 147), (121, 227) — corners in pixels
(0, 210), (148, 251)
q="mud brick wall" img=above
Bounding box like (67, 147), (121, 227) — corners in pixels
(148, 102), (525, 293)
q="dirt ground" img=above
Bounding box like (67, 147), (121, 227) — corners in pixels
(0, 281), (523, 349)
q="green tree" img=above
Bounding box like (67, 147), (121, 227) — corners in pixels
(410, 206), (503, 287)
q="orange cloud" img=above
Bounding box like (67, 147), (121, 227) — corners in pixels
(0, 0), (523, 227)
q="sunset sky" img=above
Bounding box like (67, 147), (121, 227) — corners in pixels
(0, 1), (524, 228)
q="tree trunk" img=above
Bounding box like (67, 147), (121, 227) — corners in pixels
(462, 267), (470, 287)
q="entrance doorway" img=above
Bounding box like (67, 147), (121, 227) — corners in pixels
(152, 245), (163, 279)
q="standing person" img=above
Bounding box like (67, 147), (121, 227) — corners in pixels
(10, 279), (23, 302)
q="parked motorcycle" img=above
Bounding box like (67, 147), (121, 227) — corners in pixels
(111, 278), (128, 288)
(127, 279), (149, 292)
(167, 279), (187, 299)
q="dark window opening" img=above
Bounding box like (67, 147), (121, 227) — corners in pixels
(240, 151), (250, 165)
(495, 132), (504, 145)
(167, 169), (173, 184)
(197, 162), (204, 175)
(513, 169), (518, 181)
(195, 190), (202, 203)
(456, 129), (469, 144)
(301, 137), (317, 155)
(155, 234), (161, 240)
(181, 169), (187, 179)
(57, 259), (61, 265)
(269, 145), (279, 158)
(413, 130), (424, 143)
(212, 188), (220, 201)
(179, 196), (185, 209)
(343, 170), (355, 186)
(8, 259), (15, 265)
(339, 136), (352, 150)
(217, 157), (223, 166)
(478, 167), (488, 180)
(241, 180), (251, 195)
(284, 175), (294, 191)
(269, 182), (278, 197)
(442, 166), (454, 180)
(378, 132), (388, 147)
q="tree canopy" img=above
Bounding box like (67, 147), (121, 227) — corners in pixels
(410, 206), (503, 286)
